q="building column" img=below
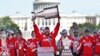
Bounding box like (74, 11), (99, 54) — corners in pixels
(96, 16), (100, 25)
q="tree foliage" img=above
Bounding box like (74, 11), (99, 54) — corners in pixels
(0, 16), (19, 32)
(97, 24), (100, 29)
(78, 23), (97, 33)
(70, 22), (100, 35)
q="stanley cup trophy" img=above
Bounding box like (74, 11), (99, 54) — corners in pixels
(32, 6), (59, 19)
(32, 6), (60, 56)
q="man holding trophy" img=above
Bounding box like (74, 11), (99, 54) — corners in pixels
(32, 6), (60, 56)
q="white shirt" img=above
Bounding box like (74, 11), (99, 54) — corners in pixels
(62, 37), (72, 49)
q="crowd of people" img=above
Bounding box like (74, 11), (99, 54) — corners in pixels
(0, 16), (100, 56)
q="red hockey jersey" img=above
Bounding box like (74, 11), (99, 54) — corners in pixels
(26, 38), (38, 56)
(94, 35), (100, 54)
(15, 37), (26, 56)
(6, 37), (17, 56)
(79, 35), (94, 56)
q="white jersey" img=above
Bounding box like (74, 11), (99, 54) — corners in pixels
(61, 37), (72, 49)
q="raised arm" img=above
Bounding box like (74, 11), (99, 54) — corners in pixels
(32, 16), (42, 39)
(51, 17), (60, 38)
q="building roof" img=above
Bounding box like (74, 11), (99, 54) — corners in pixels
(60, 13), (86, 18)
(35, 0), (59, 3)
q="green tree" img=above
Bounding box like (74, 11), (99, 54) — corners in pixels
(0, 16), (19, 32)
(78, 23), (97, 33)
(97, 24), (100, 29)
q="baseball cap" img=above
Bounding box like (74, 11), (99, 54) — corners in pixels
(60, 29), (67, 35)
(7, 30), (14, 34)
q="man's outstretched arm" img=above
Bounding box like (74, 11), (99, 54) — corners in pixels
(32, 16), (41, 39)
(51, 16), (60, 38)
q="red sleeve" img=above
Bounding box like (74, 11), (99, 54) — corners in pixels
(90, 36), (95, 46)
(51, 23), (60, 38)
(77, 36), (84, 51)
(58, 37), (63, 47)
(79, 36), (84, 43)
(33, 24), (39, 34)
(23, 39), (27, 49)
(33, 24), (42, 40)
(68, 36), (74, 41)
(93, 35), (98, 46)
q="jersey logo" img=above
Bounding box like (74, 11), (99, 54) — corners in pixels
(43, 38), (49, 42)
(84, 42), (92, 46)
(96, 42), (100, 46)
(27, 43), (36, 48)
(8, 44), (14, 48)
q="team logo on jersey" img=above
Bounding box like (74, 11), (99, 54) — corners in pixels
(43, 36), (51, 42)
(96, 42), (100, 46)
(27, 43), (36, 48)
(43, 38), (49, 42)
(8, 44), (14, 48)
(84, 42), (92, 47)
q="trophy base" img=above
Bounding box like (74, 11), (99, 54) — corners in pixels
(61, 49), (73, 56)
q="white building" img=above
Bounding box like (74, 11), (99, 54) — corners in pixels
(10, 0), (100, 40)
(96, 14), (100, 25)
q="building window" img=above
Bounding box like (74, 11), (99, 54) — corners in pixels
(49, 19), (51, 25)
(45, 19), (47, 25)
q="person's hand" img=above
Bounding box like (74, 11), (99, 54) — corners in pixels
(31, 16), (36, 21)
(31, 48), (36, 52)
(76, 50), (79, 54)
(56, 51), (59, 55)
(31, 12), (36, 21)
(32, 15), (36, 25)
(59, 46), (63, 50)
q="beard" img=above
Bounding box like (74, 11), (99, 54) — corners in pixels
(45, 32), (50, 36)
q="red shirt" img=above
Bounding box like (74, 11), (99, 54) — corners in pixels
(15, 37), (26, 56)
(79, 35), (94, 55)
(6, 37), (17, 56)
(94, 35), (100, 54)
(26, 38), (38, 56)
(34, 23), (60, 52)
(0, 39), (3, 55)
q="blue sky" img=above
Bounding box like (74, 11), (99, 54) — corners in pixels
(0, 0), (100, 16)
